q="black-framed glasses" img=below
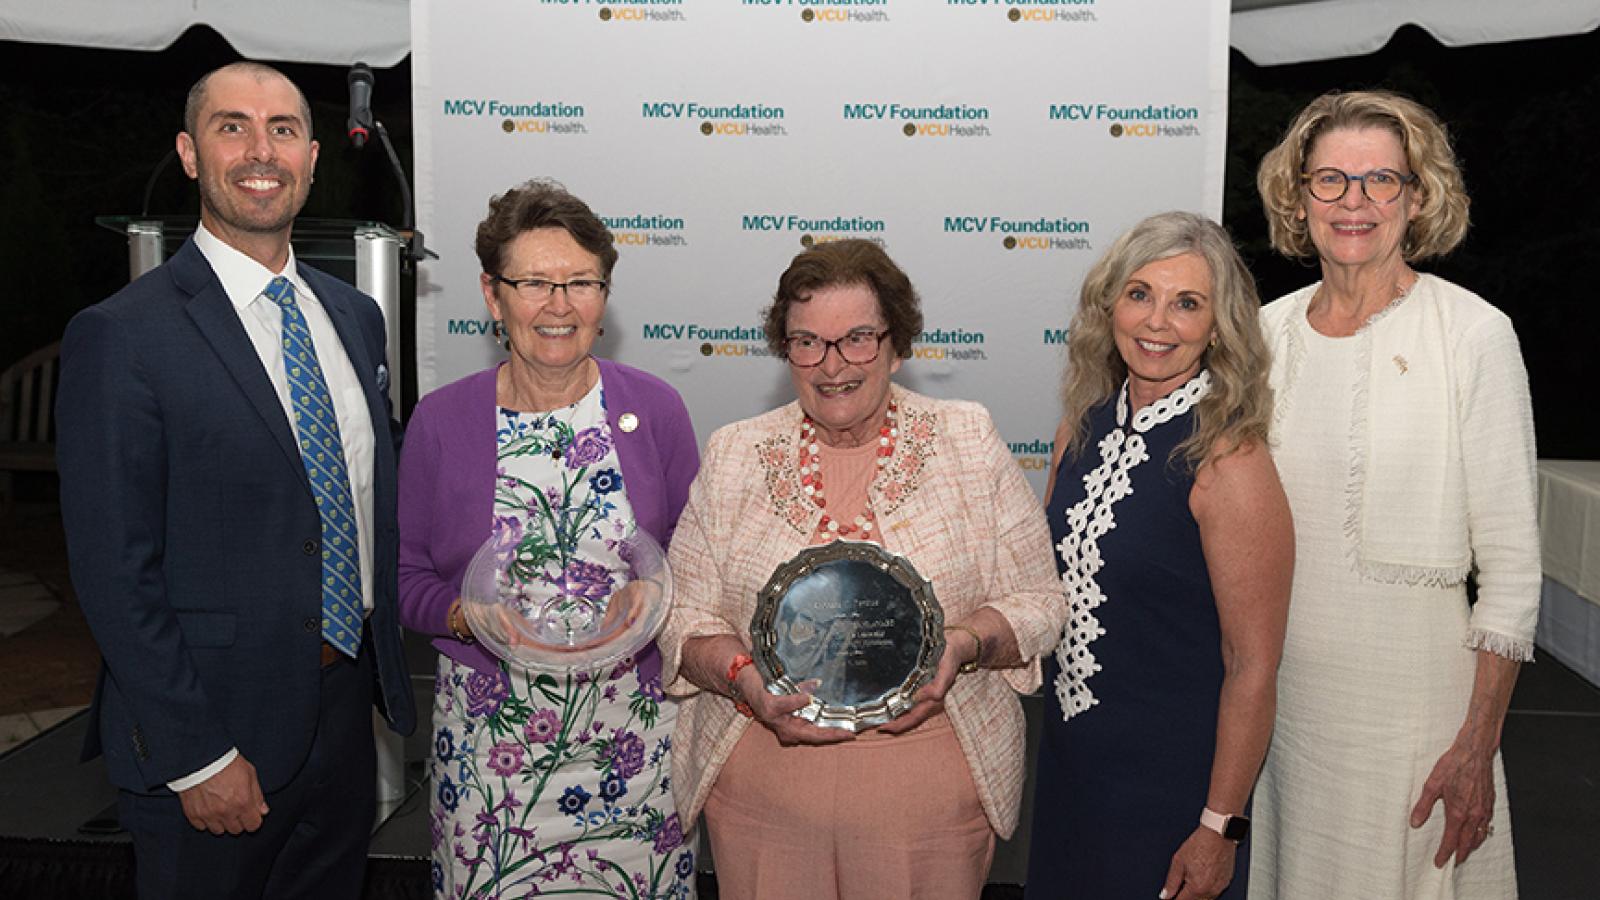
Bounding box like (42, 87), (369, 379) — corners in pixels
(490, 275), (609, 302)
(784, 329), (890, 368)
(1300, 167), (1417, 204)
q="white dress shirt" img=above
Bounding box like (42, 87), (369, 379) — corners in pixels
(168, 224), (378, 792)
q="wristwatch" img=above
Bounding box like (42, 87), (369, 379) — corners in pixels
(1200, 807), (1250, 842)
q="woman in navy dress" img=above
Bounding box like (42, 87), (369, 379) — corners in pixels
(1027, 212), (1293, 900)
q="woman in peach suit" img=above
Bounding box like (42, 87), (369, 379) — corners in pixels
(658, 239), (1066, 900)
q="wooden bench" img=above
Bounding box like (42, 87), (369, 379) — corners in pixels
(0, 342), (60, 517)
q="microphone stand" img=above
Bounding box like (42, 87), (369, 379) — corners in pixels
(366, 117), (433, 271)
(140, 148), (177, 217)
(348, 62), (433, 271)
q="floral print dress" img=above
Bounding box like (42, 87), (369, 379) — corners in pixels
(429, 379), (694, 899)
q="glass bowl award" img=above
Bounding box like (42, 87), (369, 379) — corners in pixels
(459, 522), (671, 674)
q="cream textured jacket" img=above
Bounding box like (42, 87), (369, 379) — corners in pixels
(659, 385), (1066, 837)
(1260, 274), (1541, 658)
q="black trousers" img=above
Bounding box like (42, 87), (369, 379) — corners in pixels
(118, 647), (377, 900)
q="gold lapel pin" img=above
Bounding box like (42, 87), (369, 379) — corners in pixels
(619, 412), (639, 433)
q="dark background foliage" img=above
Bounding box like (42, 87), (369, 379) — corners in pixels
(2, 24), (1593, 457)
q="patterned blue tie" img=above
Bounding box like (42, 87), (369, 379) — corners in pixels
(266, 276), (363, 658)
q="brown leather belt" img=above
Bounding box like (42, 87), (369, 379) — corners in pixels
(320, 640), (343, 667)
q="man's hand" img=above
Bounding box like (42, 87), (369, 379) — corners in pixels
(178, 754), (269, 834)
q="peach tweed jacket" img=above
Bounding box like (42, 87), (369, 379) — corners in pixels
(659, 385), (1066, 838)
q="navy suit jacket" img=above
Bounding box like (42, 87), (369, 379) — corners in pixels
(56, 237), (416, 795)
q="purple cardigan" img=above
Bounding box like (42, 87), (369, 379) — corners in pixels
(398, 358), (700, 674)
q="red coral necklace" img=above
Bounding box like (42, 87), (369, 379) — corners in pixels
(797, 399), (898, 539)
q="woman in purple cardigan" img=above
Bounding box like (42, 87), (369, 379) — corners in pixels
(399, 180), (700, 899)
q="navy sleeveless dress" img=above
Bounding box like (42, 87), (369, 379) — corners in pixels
(1025, 373), (1247, 898)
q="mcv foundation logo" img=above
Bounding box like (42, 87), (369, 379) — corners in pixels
(541, 0), (688, 23)
(602, 214), (688, 248)
(445, 317), (495, 339)
(1009, 438), (1055, 473)
(1049, 102), (1202, 138)
(843, 103), (992, 138)
(743, 0), (890, 24)
(442, 98), (588, 136)
(912, 327), (988, 363)
(741, 213), (887, 248)
(642, 101), (789, 137)
(943, 215), (1093, 252)
(639, 323), (774, 360)
(947, 0), (1097, 24)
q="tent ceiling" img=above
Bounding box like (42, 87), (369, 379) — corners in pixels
(1231, 0), (1600, 66)
(0, 1), (1595, 68)
(0, 0), (410, 67)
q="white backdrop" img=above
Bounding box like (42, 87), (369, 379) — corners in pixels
(412, 0), (1230, 494)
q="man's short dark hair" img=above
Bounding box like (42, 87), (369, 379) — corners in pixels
(184, 61), (314, 138)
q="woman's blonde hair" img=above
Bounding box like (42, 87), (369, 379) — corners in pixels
(1061, 211), (1272, 470)
(1257, 90), (1470, 261)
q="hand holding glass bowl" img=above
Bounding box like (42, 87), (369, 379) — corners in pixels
(459, 524), (671, 674)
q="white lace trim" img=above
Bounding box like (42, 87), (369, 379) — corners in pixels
(1465, 627), (1535, 663)
(1273, 281), (1480, 590)
(1336, 287), (1434, 585)
(1129, 370), (1211, 433)
(1268, 303), (1305, 450)
(1052, 372), (1211, 721)
(1353, 558), (1472, 588)
(1275, 289), (1470, 586)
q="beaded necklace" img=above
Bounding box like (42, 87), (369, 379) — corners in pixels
(797, 399), (898, 539)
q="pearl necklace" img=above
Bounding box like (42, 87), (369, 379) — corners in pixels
(798, 400), (898, 539)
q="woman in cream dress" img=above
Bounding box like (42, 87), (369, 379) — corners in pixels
(1248, 91), (1539, 899)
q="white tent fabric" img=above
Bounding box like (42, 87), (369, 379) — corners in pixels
(0, 0), (409, 67)
(0, 0), (1594, 67)
(1232, 0), (1600, 65)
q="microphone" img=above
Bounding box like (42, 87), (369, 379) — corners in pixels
(347, 63), (375, 148)
(341, 62), (433, 267)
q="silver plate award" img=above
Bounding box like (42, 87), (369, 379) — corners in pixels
(750, 540), (944, 731)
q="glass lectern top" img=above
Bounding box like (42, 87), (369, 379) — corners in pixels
(95, 216), (401, 263)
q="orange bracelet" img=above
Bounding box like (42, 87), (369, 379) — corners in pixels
(727, 653), (756, 717)
(726, 652), (755, 685)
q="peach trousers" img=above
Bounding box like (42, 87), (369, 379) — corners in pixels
(703, 712), (995, 900)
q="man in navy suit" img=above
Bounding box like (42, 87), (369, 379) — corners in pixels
(56, 61), (414, 899)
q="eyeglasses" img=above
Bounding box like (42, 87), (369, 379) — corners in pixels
(1300, 167), (1417, 204)
(784, 329), (890, 368)
(491, 275), (609, 302)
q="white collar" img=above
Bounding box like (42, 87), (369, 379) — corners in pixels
(1116, 369), (1211, 433)
(193, 222), (313, 312)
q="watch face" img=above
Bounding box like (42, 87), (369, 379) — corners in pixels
(1223, 815), (1251, 842)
